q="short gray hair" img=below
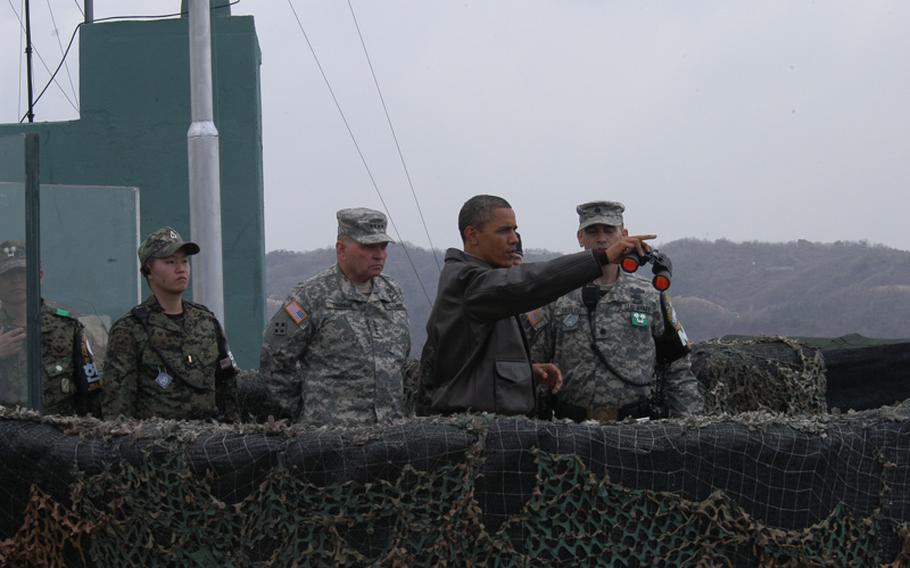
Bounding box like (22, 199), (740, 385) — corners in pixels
(458, 195), (511, 241)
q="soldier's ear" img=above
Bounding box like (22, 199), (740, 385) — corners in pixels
(577, 230), (584, 248)
(335, 240), (346, 258)
(463, 225), (479, 247)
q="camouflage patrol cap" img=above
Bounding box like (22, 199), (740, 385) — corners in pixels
(138, 227), (200, 266)
(0, 240), (26, 275)
(576, 201), (625, 230)
(337, 208), (394, 245)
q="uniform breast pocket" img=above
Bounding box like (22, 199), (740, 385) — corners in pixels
(381, 304), (410, 343)
(185, 343), (219, 371)
(178, 321), (220, 371)
(43, 358), (75, 412)
(555, 310), (585, 333)
(628, 303), (654, 332)
(494, 360), (533, 415)
(322, 306), (365, 347)
(597, 301), (652, 336)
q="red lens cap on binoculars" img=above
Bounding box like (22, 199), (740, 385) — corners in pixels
(619, 251), (673, 291)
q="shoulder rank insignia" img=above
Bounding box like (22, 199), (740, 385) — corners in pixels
(526, 308), (546, 330)
(284, 301), (309, 326)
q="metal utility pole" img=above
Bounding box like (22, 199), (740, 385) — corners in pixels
(25, 133), (42, 412)
(187, 0), (225, 323)
(24, 0), (35, 122)
(84, 0), (93, 24)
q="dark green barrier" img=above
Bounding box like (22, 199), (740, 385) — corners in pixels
(1, 405), (909, 566)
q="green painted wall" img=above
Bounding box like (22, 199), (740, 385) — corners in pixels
(0, 13), (266, 368)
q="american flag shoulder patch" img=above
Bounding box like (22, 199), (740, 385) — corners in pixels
(284, 301), (309, 326)
(526, 308), (545, 330)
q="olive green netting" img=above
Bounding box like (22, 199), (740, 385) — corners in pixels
(1, 410), (909, 567)
(0, 336), (908, 566)
(494, 451), (886, 567)
(691, 337), (828, 416)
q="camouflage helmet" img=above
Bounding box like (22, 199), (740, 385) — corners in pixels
(0, 240), (26, 275)
(138, 227), (200, 267)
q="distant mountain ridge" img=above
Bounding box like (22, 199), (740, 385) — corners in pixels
(266, 239), (910, 354)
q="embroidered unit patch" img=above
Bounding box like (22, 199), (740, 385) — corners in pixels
(631, 312), (649, 327)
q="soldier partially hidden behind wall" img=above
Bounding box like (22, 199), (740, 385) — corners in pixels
(0, 240), (102, 416)
(529, 202), (704, 421)
(418, 195), (657, 417)
(260, 208), (411, 426)
(103, 228), (238, 421)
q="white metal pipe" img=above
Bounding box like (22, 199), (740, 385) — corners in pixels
(187, 0), (225, 323)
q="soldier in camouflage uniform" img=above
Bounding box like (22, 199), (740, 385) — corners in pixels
(528, 202), (704, 420)
(0, 240), (102, 416)
(260, 208), (411, 426)
(103, 228), (238, 421)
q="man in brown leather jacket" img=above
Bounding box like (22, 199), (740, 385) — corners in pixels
(417, 195), (654, 417)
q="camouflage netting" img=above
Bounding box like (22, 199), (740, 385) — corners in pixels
(2, 402), (910, 566)
(690, 336), (828, 415)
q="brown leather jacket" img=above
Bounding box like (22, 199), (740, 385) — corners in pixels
(418, 248), (602, 416)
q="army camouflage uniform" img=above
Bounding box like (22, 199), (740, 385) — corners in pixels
(102, 226), (237, 421)
(261, 265), (411, 426)
(529, 269), (703, 419)
(260, 207), (411, 426)
(528, 200), (703, 420)
(103, 295), (238, 421)
(0, 303), (103, 417)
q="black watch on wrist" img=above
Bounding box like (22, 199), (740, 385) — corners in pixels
(594, 250), (612, 266)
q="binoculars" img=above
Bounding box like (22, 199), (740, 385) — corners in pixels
(619, 249), (673, 291)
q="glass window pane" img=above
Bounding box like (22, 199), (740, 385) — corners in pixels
(0, 134), (29, 408)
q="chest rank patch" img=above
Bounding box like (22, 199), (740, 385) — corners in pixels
(630, 312), (650, 327)
(284, 301), (309, 326)
(562, 313), (579, 330)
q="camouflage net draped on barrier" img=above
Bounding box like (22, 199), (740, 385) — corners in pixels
(690, 336), (828, 415)
(1, 404), (910, 567)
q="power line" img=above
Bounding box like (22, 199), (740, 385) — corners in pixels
(45, 0), (80, 107)
(16, 12), (79, 122)
(285, 0), (434, 307)
(16, 0), (23, 118)
(72, 0), (82, 17)
(6, 0), (79, 115)
(347, 0), (442, 273)
(15, 1), (242, 123)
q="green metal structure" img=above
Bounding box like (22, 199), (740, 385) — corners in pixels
(0, 7), (265, 367)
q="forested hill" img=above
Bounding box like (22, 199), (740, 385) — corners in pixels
(266, 239), (910, 354)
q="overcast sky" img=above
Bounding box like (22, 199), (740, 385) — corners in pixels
(2, 1), (908, 254)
